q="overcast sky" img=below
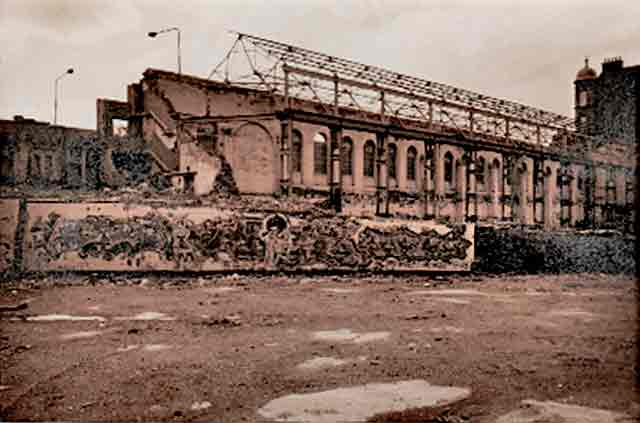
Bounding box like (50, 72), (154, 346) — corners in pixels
(1, 0), (638, 130)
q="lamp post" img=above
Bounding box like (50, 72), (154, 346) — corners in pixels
(54, 68), (74, 125)
(148, 27), (181, 74)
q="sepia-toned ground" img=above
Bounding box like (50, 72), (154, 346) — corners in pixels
(0, 272), (637, 422)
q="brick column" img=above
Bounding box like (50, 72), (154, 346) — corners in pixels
(422, 141), (435, 219)
(466, 151), (478, 222)
(433, 143), (443, 219)
(518, 157), (534, 225)
(543, 165), (555, 229)
(375, 132), (388, 216)
(279, 119), (291, 196)
(455, 158), (467, 223)
(329, 126), (343, 212)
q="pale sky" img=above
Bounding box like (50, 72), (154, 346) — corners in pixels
(1, 0), (638, 130)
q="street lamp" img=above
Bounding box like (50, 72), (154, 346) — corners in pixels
(148, 27), (181, 74)
(54, 68), (74, 125)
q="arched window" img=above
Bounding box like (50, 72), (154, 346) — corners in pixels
(505, 156), (514, 187)
(291, 130), (302, 173)
(476, 156), (486, 191)
(313, 132), (327, 175)
(577, 171), (584, 192)
(387, 143), (397, 179)
(444, 151), (454, 188)
(578, 90), (591, 107)
(341, 137), (353, 175)
(32, 154), (41, 178)
(492, 158), (501, 188)
(607, 167), (616, 187)
(364, 140), (375, 177)
(407, 146), (417, 181)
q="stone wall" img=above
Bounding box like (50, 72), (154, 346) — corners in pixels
(20, 201), (474, 273)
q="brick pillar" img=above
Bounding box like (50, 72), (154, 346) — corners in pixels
(543, 165), (555, 229)
(490, 160), (501, 220)
(422, 141), (435, 219)
(467, 151), (477, 222)
(518, 157), (534, 225)
(279, 119), (291, 196)
(375, 132), (388, 216)
(433, 144), (443, 219)
(329, 126), (343, 212)
(455, 158), (467, 223)
(569, 165), (579, 226)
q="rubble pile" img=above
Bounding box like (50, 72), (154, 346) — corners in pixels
(475, 226), (635, 274)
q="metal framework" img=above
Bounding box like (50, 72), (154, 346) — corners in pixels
(209, 31), (583, 148)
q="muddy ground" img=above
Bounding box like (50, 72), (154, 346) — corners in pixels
(0, 272), (638, 422)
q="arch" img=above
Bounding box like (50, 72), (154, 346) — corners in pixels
(313, 132), (328, 175)
(577, 170), (584, 192)
(491, 158), (501, 179)
(476, 155), (486, 191)
(32, 153), (41, 179)
(228, 122), (276, 193)
(364, 140), (375, 177)
(387, 143), (398, 179)
(291, 129), (302, 173)
(444, 151), (455, 189)
(407, 146), (417, 181)
(341, 136), (353, 175)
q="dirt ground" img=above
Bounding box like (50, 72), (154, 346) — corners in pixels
(0, 272), (638, 422)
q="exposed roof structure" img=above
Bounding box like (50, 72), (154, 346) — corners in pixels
(209, 32), (585, 148)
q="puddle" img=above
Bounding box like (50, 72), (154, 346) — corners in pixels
(117, 344), (139, 352)
(429, 326), (464, 334)
(115, 312), (175, 321)
(435, 298), (471, 305)
(321, 288), (359, 294)
(258, 380), (470, 423)
(265, 342), (280, 347)
(143, 344), (173, 352)
(87, 305), (101, 311)
(297, 357), (347, 370)
(25, 314), (106, 322)
(204, 286), (239, 294)
(60, 330), (102, 340)
(408, 289), (485, 296)
(312, 329), (390, 344)
(495, 399), (630, 423)
(547, 309), (597, 319)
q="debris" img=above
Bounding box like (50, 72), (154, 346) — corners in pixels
(0, 301), (29, 312)
(191, 401), (212, 411)
(204, 315), (242, 326)
(14, 344), (32, 353)
(80, 401), (97, 409)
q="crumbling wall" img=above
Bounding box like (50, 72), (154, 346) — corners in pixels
(0, 199), (20, 272)
(20, 201), (474, 272)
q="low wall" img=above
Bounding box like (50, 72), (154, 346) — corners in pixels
(21, 201), (475, 272)
(0, 199), (20, 272)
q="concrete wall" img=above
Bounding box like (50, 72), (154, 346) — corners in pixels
(21, 201), (474, 272)
(0, 199), (20, 272)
